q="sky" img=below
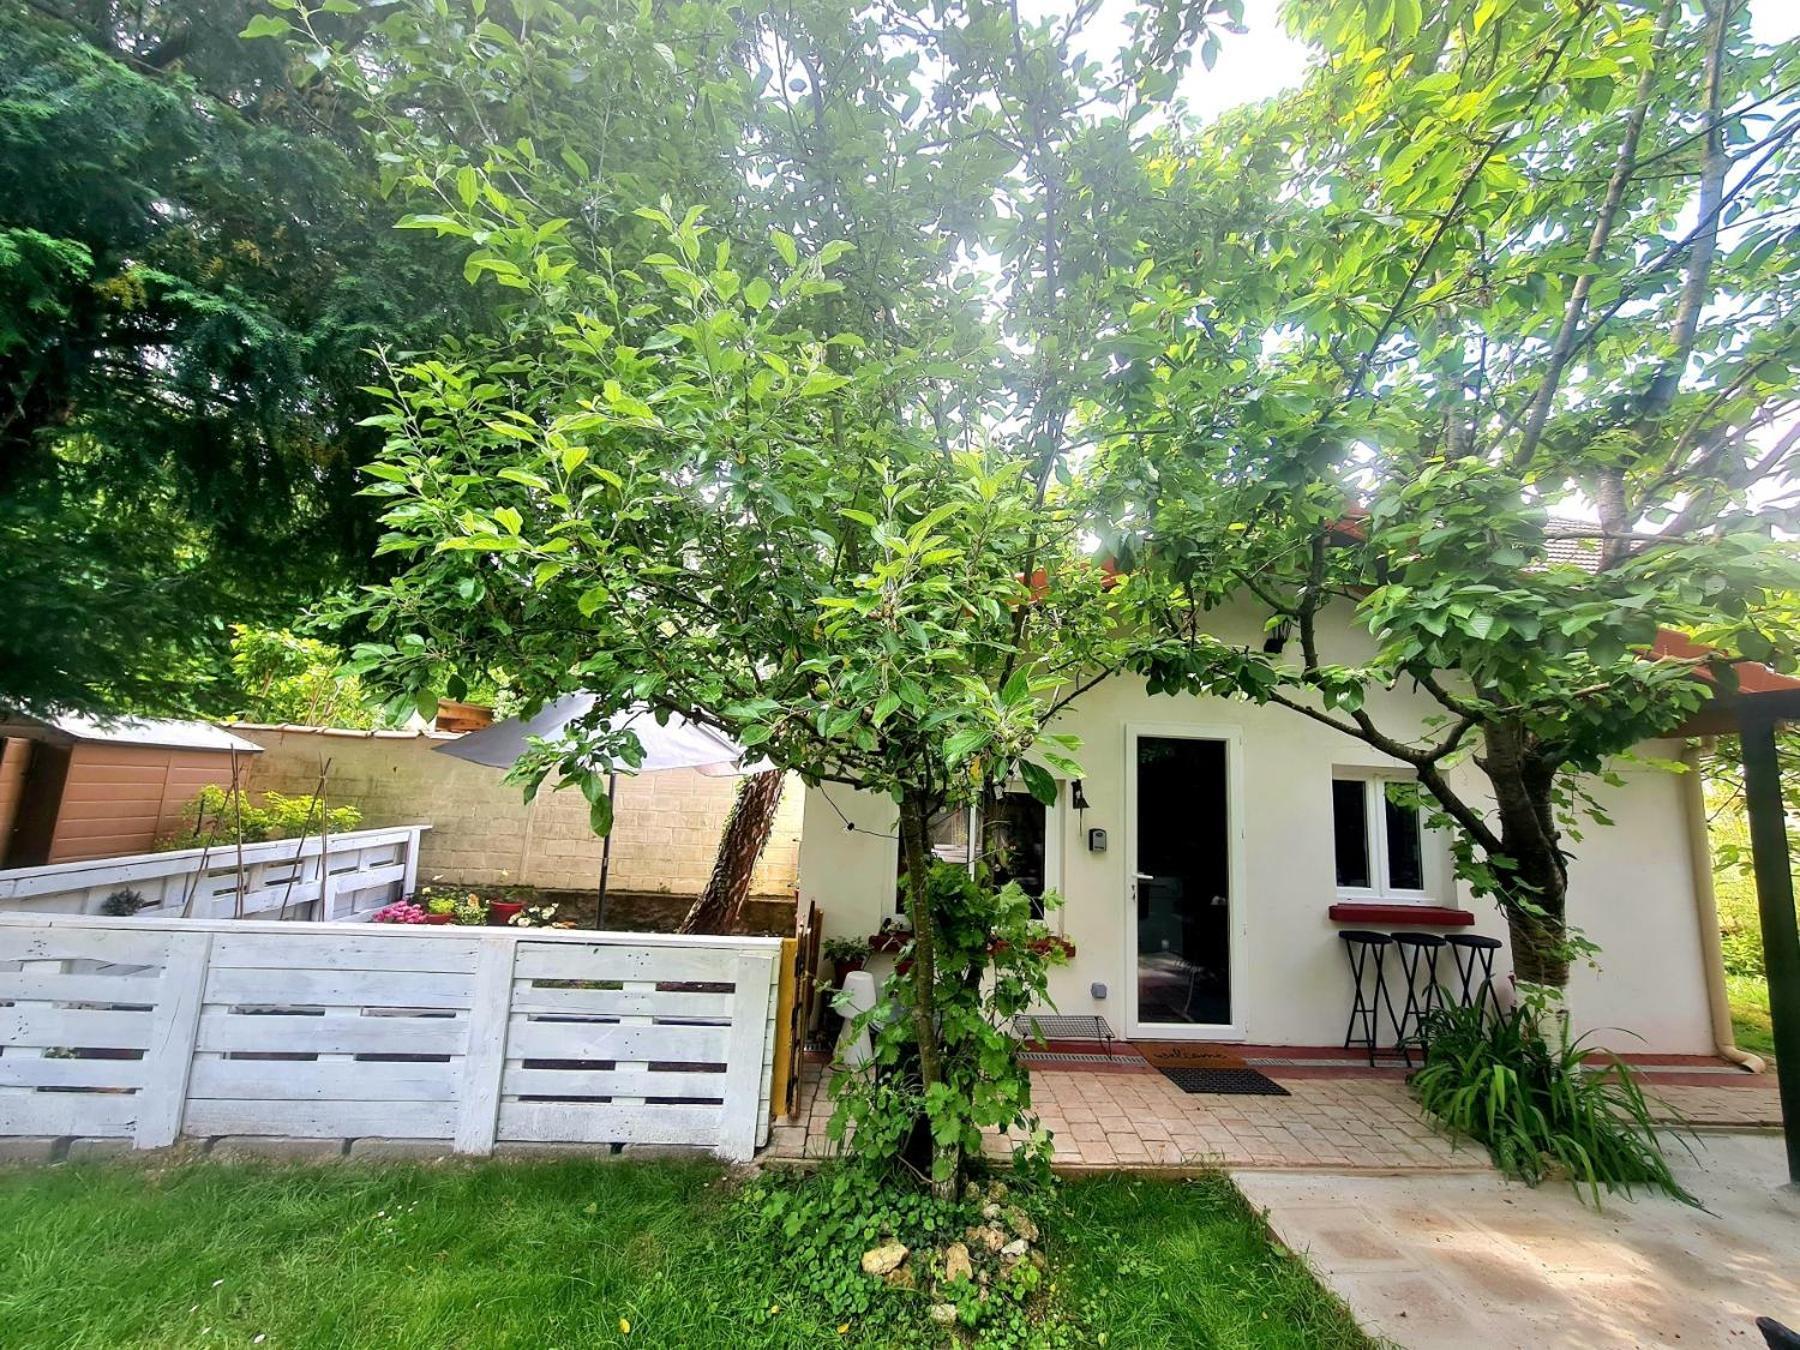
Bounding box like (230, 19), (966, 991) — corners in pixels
(1048, 0), (1800, 127)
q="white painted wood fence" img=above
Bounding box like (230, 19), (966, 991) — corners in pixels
(0, 826), (427, 923)
(0, 914), (779, 1159)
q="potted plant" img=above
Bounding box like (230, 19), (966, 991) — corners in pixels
(452, 894), (488, 925)
(823, 937), (871, 989)
(422, 894), (458, 926)
(508, 902), (570, 929)
(487, 890), (527, 926)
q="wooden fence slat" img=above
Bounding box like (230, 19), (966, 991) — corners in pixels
(453, 934), (516, 1155)
(513, 944), (737, 985)
(204, 967), (474, 1010)
(496, 1101), (721, 1145)
(135, 932), (210, 1148)
(720, 950), (776, 1161)
(0, 1090), (139, 1136)
(195, 1010), (466, 1056)
(183, 1099), (455, 1140)
(0, 972), (163, 1005)
(0, 1056), (146, 1090)
(208, 933), (481, 973)
(0, 928), (173, 966)
(0, 1006), (156, 1050)
(505, 1019), (729, 1063)
(508, 984), (734, 1020)
(187, 1060), (458, 1102)
(501, 1067), (728, 1100)
(768, 937), (798, 1131)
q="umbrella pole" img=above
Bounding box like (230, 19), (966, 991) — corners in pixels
(595, 771), (617, 929)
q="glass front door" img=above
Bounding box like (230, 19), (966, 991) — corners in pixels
(1133, 735), (1231, 1028)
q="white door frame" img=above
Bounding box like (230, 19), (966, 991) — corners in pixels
(1122, 722), (1248, 1041)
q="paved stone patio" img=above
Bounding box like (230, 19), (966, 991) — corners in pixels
(1236, 1131), (1800, 1348)
(764, 1058), (1782, 1173)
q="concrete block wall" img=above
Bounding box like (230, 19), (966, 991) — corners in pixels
(234, 725), (802, 898)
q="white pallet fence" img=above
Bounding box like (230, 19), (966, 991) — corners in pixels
(0, 914), (779, 1159)
(0, 826), (428, 923)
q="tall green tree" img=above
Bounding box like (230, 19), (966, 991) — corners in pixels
(277, 0), (1243, 1189)
(0, 0), (484, 714)
(1092, 0), (1800, 986)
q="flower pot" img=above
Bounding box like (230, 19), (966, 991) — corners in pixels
(421, 913), (455, 926)
(488, 901), (524, 926)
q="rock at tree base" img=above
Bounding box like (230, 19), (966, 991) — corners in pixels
(861, 1241), (908, 1277)
(929, 1304), (958, 1326)
(1003, 1207), (1039, 1243)
(943, 1241), (973, 1284)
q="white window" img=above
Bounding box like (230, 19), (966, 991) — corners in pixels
(892, 787), (1060, 921)
(1332, 775), (1429, 901)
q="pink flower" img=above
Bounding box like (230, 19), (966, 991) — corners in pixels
(372, 901), (428, 925)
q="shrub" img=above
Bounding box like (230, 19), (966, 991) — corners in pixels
(735, 1161), (1075, 1347)
(1411, 998), (1694, 1206)
(823, 936), (871, 966)
(98, 888), (150, 916)
(1720, 924), (1765, 979)
(158, 786), (361, 851)
(829, 864), (1068, 1187)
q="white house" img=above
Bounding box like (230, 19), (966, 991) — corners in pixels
(797, 601), (1739, 1056)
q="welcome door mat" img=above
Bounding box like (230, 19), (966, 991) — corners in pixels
(1158, 1065), (1291, 1097)
(1134, 1042), (1250, 1070)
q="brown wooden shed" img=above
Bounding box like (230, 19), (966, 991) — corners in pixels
(0, 714), (263, 868)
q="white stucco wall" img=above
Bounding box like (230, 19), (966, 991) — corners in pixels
(797, 612), (1716, 1054)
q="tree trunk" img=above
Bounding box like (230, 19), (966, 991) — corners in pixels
(1483, 721), (1572, 989)
(677, 770), (785, 935)
(898, 789), (956, 1198)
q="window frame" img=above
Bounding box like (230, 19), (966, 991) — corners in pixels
(1331, 770), (1434, 905)
(891, 782), (1064, 924)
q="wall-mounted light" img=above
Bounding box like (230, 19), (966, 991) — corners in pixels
(1262, 620), (1292, 654)
(1070, 779), (1089, 811)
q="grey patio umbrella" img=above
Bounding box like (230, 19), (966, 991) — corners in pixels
(434, 697), (755, 920)
(434, 695), (748, 775)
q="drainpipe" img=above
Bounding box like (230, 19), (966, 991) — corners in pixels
(1681, 741), (1766, 1073)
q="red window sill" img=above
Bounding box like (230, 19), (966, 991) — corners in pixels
(1328, 902), (1474, 927)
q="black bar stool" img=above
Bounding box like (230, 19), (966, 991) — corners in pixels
(1338, 930), (1401, 1067)
(1390, 932), (1448, 1059)
(1445, 933), (1503, 1016)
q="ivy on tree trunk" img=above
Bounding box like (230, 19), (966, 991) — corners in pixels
(678, 769), (786, 936)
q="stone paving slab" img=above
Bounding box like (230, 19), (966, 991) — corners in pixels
(766, 1061), (1783, 1174)
(1235, 1133), (1800, 1349)
(767, 1063), (1482, 1172)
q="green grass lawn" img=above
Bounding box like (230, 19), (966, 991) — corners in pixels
(1728, 973), (1775, 1062)
(0, 1158), (1367, 1349)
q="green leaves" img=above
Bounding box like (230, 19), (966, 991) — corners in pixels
(239, 14), (292, 39)
(1018, 760), (1057, 806)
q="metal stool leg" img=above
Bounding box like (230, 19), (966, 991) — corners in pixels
(1343, 941), (1376, 1066)
(1452, 943), (1478, 1007)
(1418, 946), (1444, 1052)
